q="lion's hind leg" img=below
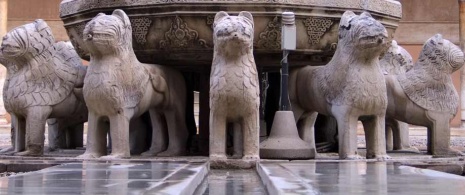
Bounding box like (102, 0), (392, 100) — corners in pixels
(142, 110), (167, 156)
(296, 111), (318, 156)
(426, 111), (463, 157)
(363, 115), (391, 160)
(157, 108), (188, 157)
(16, 107), (52, 156)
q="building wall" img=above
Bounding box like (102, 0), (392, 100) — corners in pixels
(7, 0), (67, 41)
(396, 0), (461, 127)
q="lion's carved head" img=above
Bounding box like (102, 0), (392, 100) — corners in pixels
(0, 19), (54, 64)
(380, 40), (413, 75)
(338, 11), (388, 57)
(418, 34), (464, 74)
(83, 9), (133, 56)
(213, 11), (254, 57)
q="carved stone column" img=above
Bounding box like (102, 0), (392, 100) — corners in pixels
(459, 0), (465, 126)
(0, 0), (7, 117)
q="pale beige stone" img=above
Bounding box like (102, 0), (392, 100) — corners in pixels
(290, 11), (390, 160)
(209, 11), (260, 163)
(385, 34), (465, 157)
(0, 20), (87, 156)
(380, 40), (419, 153)
(77, 10), (188, 159)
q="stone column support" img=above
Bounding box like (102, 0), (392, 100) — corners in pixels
(460, 0), (465, 126)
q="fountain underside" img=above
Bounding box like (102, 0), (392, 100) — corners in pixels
(60, 0), (402, 71)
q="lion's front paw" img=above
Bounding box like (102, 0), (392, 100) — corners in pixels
(141, 148), (164, 157)
(156, 149), (186, 157)
(344, 154), (365, 160)
(15, 150), (42, 157)
(100, 153), (130, 160)
(372, 154), (392, 161)
(77, 153), (103, 159)
(242, 155), (259, 161)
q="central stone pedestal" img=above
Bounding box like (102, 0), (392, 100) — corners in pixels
(260, 111), (315, 159)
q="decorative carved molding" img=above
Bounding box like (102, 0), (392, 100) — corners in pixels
(206, 15), (214, 29)
(60, 0), (402, 18)
(130, 17), (152, 44)
(257, 16), (281, 50)
(303, 17), (333, 45)
(159, 16), (208, 50)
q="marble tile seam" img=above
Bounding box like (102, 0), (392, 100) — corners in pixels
(277, 163), (320, 195)
(141, 163), (190, 192)
(257, 163), (319, 195)
(145, 162), (209, 195)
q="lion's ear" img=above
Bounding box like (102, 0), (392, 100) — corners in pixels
(433, 34), (444, 44)
(239, 11), (254, 24)
(112, 9), (131, 27)
(360, 11), (373, 18)
(340, 11), (356, 28)
(214, 11), (229, 23)
(34, 19), (49, 32)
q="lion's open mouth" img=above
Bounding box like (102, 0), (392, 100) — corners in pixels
(358, 35), (386, 48)
(448, 47), (465, 71)
(0, 43), (21, 56)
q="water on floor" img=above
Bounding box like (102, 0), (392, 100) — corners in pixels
(258, 161), (465, 195)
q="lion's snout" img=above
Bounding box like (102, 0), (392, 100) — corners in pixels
(377, 36), (384, 44)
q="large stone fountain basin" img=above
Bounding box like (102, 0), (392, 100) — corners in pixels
(60, 0), (402, 71)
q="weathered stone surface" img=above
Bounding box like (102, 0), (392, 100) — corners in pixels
(380, 41), (419, 153)
(289, 11), (390, 160)
(260, 111), (314, 160)
(380, 40), (413, 75)
(209, 11), (260, 165)
(59, 0), (402, 69)
(77, 10), (188, 159)
(0, 20), (87, 156)
(385, 34), (465, 157)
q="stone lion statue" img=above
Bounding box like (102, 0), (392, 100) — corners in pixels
(380, 40), (419, 153)
(380, 40), (413, 75)
(385, 34), (464, 157)
(0, 19), (88, 156)
(209, 11), (260, 163)
(289, 11), (390, 160)
(78, 9), (188, 159)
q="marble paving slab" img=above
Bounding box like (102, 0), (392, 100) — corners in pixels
(0, 161), (208, 195)
(258, 161), (465, 195)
